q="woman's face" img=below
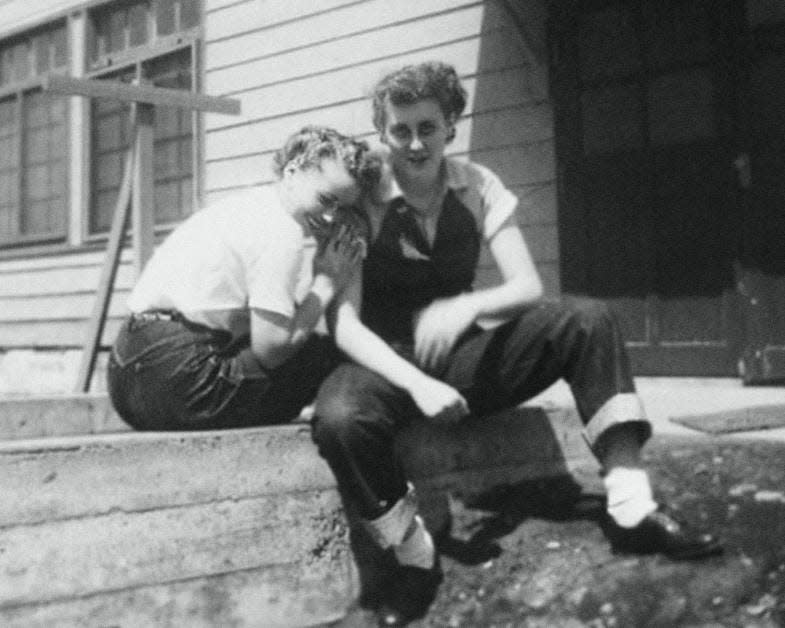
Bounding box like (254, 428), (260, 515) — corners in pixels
(380, 97), (454, 185)
(283, 157), (360, 234)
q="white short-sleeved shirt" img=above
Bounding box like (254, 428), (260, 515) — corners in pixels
(127, 187), (311, 336)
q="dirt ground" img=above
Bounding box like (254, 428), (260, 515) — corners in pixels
(333, 434), (785, 627)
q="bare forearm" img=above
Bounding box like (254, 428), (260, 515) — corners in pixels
(460, 276), (543, 323)
(332, 304), (428, 392)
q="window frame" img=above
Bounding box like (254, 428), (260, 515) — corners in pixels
(82, 0), (202, 244)
(0, 22), (71, 250)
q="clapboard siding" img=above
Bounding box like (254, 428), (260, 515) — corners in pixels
(205, 0), (363, 43)
(205, 88), (550, 163)
(0, 250), (134, 348)
(0, 319), (124, 348)
(204, 22), (539, 132)
(206, 2), (488, 94)
(205, 0), (480, 71)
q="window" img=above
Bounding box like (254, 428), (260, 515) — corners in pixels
(0, 22), (68, 247)
(88, 0), (199, 235)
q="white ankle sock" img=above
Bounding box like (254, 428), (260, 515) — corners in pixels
(393, 515), (435, 570)
(604, 467), (658, 529)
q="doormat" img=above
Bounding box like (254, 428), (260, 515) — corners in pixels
(670, 404), (785, 435)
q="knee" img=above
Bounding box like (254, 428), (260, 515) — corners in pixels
(311, 366), (366, 449)
(566, 298), (616, 334)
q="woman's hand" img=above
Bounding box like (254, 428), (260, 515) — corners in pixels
(312, 225), (363, 295)
(413, 295), (477, 373)
(407, 375), (469, 424)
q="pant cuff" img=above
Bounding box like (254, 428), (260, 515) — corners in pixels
(362, 483), (417, 549)
(582, 392), (652, 450)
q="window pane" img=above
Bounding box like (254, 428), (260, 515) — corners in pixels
(12, 42), (30, 82)
(89, 71), (136, 234)
(146, 48), (193, 223)
(156, 0), (175, 36)
(95, 151), (123, 188)
(21, 90), (67, 237)
(154, 179), (180, 222)
(129, 3), (149, 47)
(180, 0), (199, 30)
(108, 9), (126, 53)
(52, 25), (67, 68)
(34, 32), (50, 74)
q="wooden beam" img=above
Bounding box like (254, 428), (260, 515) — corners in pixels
(132, 103), (155, 276)
(74, 145), (136, 393)
(42, 74), (241, 115)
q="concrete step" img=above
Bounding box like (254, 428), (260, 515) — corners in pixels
(0, 394), (128, 440)
(0, 406), (599, 627)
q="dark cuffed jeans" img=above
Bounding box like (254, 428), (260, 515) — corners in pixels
(107, 313), (344, 431)
(311, 297), (651, 520)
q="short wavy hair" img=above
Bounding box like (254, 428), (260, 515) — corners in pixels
(371, 61), (467, 134)
(272, 125), (382, 193)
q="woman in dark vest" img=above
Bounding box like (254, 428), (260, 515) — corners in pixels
(311, 62), (722, 626)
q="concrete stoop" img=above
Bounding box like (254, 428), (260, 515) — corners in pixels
(0, 404), (599, 627)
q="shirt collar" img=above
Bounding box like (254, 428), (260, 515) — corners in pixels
(381, 158), (469, 205)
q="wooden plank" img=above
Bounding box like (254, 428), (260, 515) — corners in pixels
(516, 182), (558, 227)
(207, 2), (489, 94)
(467, 141), (556, 187)
(0, 292), (129, 322)
(0, 318), (125, 349)
(0, 262), (135, 298)
(74, 142), (134, 392)
(205, 0), (481, 68)
(206, 0), (361, 39)
(132, 103), (155, 277)
(41, 75), (242, 115)
(0, 248), (133, 274)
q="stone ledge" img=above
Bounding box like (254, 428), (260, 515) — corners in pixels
(0, 404), (599, 627)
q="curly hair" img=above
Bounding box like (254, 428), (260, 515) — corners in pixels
(272, 125), (382, 193)
(371, 61), (467, 134)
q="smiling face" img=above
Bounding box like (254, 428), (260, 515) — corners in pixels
(281, 157), (360, 235)
(380, 97), (454, 188)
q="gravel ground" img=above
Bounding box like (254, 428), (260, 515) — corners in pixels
(334, 434), (785, 627)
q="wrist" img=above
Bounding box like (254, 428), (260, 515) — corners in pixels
(311, 273), (336, 304)
(457, 292), (481, 322)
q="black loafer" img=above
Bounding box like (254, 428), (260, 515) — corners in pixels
(607, 507), (723, 560)
(376, 559), (443, 627)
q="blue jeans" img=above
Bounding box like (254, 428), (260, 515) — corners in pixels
(108, 312), (344, 430)
(311, 298), (651, 520)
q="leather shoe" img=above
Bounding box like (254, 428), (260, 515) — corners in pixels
(376, 559), (443, 626)
(607, 507), (723, 560)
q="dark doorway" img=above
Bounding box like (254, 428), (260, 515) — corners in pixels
(550, 0), (745, 375)
(736, 18), (785, 383)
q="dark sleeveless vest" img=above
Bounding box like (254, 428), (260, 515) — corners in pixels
(362, 190), (481, 344)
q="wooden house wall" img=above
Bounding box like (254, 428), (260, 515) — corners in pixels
(0, 0), (557, 352)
